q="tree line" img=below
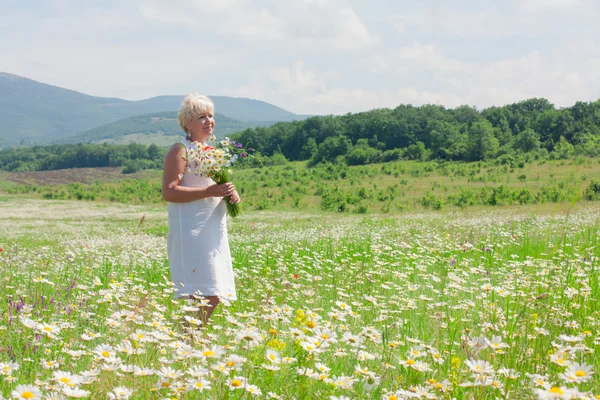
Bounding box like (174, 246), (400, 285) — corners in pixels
(233, 98), (600, 165)
(2, 98), (600, 173)
(0, 142), (164, 173)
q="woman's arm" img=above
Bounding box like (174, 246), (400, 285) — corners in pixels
(161, 144), (235, 203)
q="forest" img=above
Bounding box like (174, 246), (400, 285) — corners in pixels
(235, 98), (600, 166)
(2, 98), (599, 173)
(0, 142), (164, 173)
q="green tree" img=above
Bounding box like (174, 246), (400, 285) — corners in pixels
(403, 141), (428, 161)
(573, 131), (600, 157)
(309, 135), (353, 165)
(512, 128), (541, 153)
(551, 136), (575, 159)
(429, 122), (468, 160)
(468, 120), (499, 161)
(299, 137), (318, 160)
(147, 143), (161, 161)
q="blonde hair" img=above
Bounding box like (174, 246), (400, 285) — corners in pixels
(178, 93), (214, 139)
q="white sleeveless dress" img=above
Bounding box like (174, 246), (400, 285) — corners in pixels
(167, 140), (237, 300)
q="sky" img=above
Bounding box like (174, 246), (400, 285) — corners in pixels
(1, 0), (600, 115)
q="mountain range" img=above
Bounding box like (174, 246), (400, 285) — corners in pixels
(69, 111), (277, 146)
(0, 72), (305, 147)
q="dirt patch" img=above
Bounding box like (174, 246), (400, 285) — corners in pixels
(5, 167), (160, 186)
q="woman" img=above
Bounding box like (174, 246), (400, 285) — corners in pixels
(162, 93), (240, 325)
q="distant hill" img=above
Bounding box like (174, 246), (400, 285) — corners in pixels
(65, 111), (278, 145)
(0, 72), (304, 146)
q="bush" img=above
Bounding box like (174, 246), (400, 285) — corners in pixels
(357, 187), (369, 199)
(382, 149), (402, 162)
(404, 142), (428, 161)
(488, 185), (512, 205)
(121, 159), (155, 174)
(421, 192), (443, 210)
(355, 204), (368, 214)
(584, 180), (600, 200)
(346, 147), (381, 166)
(267, 152), (289, 166)
(515, 189), (533, 204)
(122, 160), (140, 174)
(495, 154), (515, 166)
(320, 189), (347, 212)
(447, 189), (475, 208)
(255, 198), (271, 210)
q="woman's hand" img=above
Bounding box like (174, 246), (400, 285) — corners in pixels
(206, 182), (236, 198)
(229, 190), (241, 204)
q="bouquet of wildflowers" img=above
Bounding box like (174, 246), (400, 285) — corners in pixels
(181, 136), (252, 217)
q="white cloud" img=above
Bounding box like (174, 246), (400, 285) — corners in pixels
(222, 39), (600, 114)
(1, 1), (599, 115)
(310, 88), (383, 113)
(355, 42), (600, 110)
(137, 0), (287, 42)
(519, 0), (583, 12)
(395, 9), (531, 39)
(333, 8), (379, 50)
(269, 62), (325, 94)
(137, 4), (197, 27)
(393, 21), (404, 33)
(137, 0), (378, 52)
(390, 1), (598, 40)
(0, 38), (229, 100)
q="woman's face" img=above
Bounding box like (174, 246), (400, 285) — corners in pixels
(187, 109), (215, 142)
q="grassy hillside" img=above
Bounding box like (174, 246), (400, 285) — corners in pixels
(233, 157), (600, 213)
(0, 72), (303, 146)
(65, 111), (278, 145)
(3, 157), (600, 213)
(132, 95), (305, 122)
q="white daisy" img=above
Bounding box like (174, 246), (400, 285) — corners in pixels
(107, 387), (134, 399)
(559, 362), (594, 383)
(11, 385), (43, 400)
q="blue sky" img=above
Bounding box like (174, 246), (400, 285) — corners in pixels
(1, 0), (599, 115)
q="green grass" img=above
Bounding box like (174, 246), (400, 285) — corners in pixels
(0, 173), (21, 192)
(233, 157), (600, 212)
(3, 158), (600, 214)
(1, 200), (599, 398)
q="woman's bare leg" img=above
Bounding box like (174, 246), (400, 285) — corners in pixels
(198, 295), (220, 326)
(177, 295), (220, 342)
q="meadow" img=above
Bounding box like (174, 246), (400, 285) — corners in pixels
(0, 196), (599, 399)
(3, 157), (600, 214)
